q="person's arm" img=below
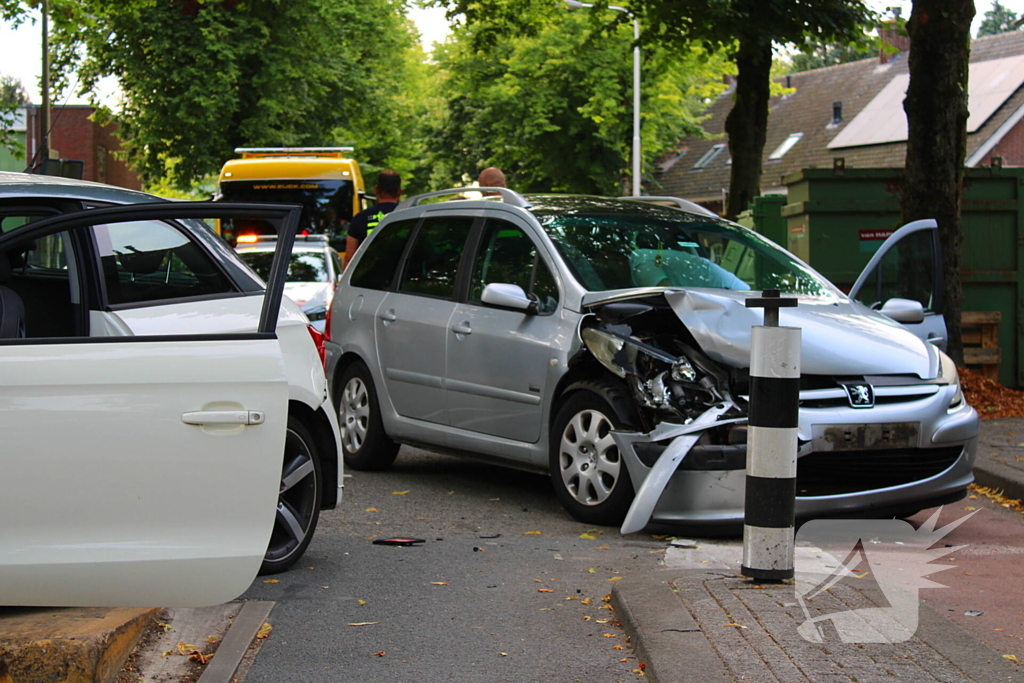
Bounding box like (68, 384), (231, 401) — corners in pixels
(344, 235), (360, 269)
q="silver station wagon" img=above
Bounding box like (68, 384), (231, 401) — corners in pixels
(323, 189), (978, 534)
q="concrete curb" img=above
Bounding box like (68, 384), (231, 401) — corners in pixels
(612, 570), (733, 683)
(973, 460), (1024, 502)
(0, 607), (156, 683)
(613, 570), (1024, 683)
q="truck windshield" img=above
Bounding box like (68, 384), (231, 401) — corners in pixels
(218, 179), (355, 244)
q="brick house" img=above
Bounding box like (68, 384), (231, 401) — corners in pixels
(18, 104), (142, 190)
(655, 30), (1024, 215)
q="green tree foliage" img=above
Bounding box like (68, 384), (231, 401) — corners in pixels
(785, 40), (875, 74)
(427, 8), (731, 194)
(0, 73), (29, 158)
(2, 0), (425, 188)
(632, 0), (874, 218)
(978, 1), (1018, 37)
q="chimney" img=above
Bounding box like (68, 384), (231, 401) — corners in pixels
(878, 20), (910, 64)
(832, 101), (843, 125)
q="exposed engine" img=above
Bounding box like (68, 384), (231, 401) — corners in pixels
(580, 300), (745, 426)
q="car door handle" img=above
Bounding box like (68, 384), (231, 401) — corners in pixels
(182, 410), (266, 426)
(380, 310), (397, 323)
(451, 322), (472, 335)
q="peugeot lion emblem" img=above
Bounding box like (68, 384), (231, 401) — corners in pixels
(841, 382), (875, 408)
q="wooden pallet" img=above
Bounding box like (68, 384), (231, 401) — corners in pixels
(962, 311), (1001, 381)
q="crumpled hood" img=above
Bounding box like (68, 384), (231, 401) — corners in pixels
(584, 288), (939, 378)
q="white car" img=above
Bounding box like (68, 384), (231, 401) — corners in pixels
(235, 234), (343, 332)
(0, 172), (342, 606)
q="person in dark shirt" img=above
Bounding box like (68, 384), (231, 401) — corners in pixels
(345, 170), (402, 267)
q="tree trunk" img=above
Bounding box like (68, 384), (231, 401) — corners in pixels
(724, 39), (772, 220)
(902, 0), (974, 364)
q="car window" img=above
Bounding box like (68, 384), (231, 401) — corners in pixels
(853, 229), (938, 313)
(239, 250), (329, 283)
(349, 218), (417, 290)
(1, 226), (77, 338)
(469, 220), (558, 314)
(93, 220), (236, 306)
(398, 217), (473, 299)
(538, 213), (836, 297)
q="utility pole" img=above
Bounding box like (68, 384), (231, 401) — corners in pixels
(40, 0), (51, 166)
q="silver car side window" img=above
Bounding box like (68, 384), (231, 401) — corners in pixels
(469, 220), (558, 314)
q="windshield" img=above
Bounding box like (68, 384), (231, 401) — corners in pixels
(538, 213), (836, 297)
(238, 250), (329, 283)
(218, 179), (354, 243)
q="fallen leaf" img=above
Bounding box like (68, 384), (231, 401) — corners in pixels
(602, 633), (617, 638)
(262, 579), (279, 584)
(963, 506), (977, 511)
(177, 642), (198, 654)
(855, 572), (871, 579)
(1004, 654), (1019, 664)
(582, 616), (592, 621)
(596, 546), (611, 550)
(348, 622), (381, 626)
(358, 599), (367, 606)
(995, 628), (1006, 632)
(599, 604), (614, 610)
(371, 651), (386, 657)
(602, 594), (612, 602)
(597, 619), (610, 624)
(207, 635), (219, 644)
(392, 490), (410, 495)
(188, 651), (213, 665)
(580, 533), (598, 540)
(537, 588), (556, 593)
(581, 597), (592, 605)
(525, 531), (542, 535)
(649, 549), (666, 554)
(588, 568), (596, 574)
(620, 658), (628, 662)
(613, 644), (625, 650)
(431, 582), (450, 586)
(724, 623), (748, 629)
(500, 652), (508, 656)
(565, 596), (579, 601)
(365, 507), (378, 512)
(256, 623), (272, 639)
(608, 576), (623, 582)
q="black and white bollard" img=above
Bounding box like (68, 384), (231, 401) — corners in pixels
(741, 289), (800, 581)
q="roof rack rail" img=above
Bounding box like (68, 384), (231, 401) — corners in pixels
(399, 186), (532, 209)
(625, 196), (718, 218)
(234, 147), (355, 157)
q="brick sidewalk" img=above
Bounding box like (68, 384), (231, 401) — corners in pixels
(613, 570), (1024, 683)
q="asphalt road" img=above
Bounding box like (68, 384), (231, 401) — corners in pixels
(238, 445), (664, 682)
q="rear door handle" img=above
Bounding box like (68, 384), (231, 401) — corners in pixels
(451, 322), (472, 335)
(380, 310), (397, 323)
(182, 410), (266, 426)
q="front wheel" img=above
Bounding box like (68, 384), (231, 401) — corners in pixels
(336, 360), (399, 471)
(260, 417), (322, 575)
(549, 383), (637, 526)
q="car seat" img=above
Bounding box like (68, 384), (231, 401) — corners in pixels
(0, 253), (27, 338)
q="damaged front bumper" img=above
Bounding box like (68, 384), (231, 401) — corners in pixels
(614, 397), (979, 534)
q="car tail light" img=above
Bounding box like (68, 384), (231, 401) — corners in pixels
(308, 324), (327, 370)
(324, 300), (333, 341)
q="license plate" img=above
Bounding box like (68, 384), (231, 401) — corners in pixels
(811, 423), (920, 451)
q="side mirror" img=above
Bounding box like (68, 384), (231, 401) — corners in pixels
(481, 283), (538, 315)
(879, 297), (925, 324)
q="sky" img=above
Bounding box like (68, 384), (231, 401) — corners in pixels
(1, 1), (1021, 105)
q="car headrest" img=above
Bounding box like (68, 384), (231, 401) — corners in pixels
(119, 249), (167, 275)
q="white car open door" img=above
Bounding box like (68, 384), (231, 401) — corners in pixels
(848, 218), (947, 349)
(0, 202), (300, 606)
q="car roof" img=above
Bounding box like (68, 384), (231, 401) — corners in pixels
(0, 171), (162, 205)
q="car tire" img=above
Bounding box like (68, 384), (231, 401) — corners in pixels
(549, 382), (637, 526)
(336, 360), (400, 471)
(260, 416), (323, 575)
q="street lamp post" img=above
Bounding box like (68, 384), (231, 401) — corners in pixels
(563, 0), (641, 196)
